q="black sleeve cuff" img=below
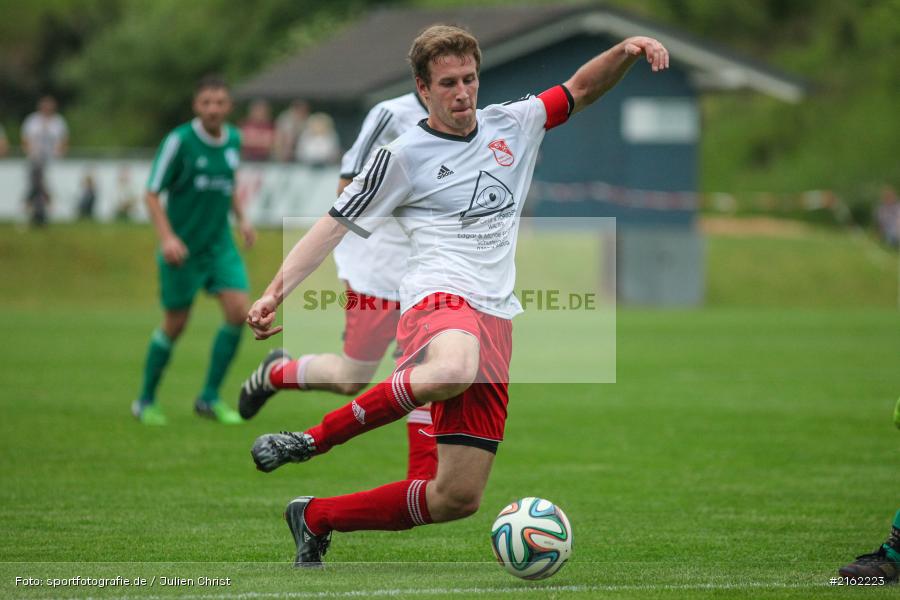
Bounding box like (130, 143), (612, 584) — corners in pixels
(561, 84), (575, 116)
(339, 172), (358, 180)
(328, 207), (371, 239)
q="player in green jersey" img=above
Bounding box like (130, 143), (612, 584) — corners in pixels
(133, 75), (253, 425)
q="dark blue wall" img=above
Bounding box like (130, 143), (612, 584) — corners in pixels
(478, 33), (698, 227)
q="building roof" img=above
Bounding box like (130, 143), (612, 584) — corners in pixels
(236, 4), (806, 105)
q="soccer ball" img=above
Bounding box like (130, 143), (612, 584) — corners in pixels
(490, 497), (572, 580)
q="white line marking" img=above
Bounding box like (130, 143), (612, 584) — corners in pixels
(81, 581), (823, 600)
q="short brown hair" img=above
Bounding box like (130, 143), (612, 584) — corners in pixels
(195, 74), (229, 96)
(408, 25), (482, 85)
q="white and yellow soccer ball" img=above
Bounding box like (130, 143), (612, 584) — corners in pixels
(490, 497), (573, 580)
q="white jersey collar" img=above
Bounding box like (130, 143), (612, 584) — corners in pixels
(191, 118), (228, 147)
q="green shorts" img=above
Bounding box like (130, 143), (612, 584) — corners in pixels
(158, 245), (249, 310)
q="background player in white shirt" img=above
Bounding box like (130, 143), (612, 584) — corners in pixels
(239, 92), (436, 479)
(21, 95), (68, 165)
(245, 25), (668, 566)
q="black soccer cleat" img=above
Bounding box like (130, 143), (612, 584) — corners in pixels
(284, 496), (332, 568)
(838, 547), (899, 582)
(239, 348), (291, 420)
(251, 431), (317, 472)
(838, 521), (900, 583)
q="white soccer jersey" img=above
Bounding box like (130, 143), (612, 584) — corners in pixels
(331, 92), (569, 319)
(332, 93), (428, 300)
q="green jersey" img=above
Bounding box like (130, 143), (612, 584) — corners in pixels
(147, 118), (241, 253)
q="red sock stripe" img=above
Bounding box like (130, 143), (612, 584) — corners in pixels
(391, 369), (416, 412)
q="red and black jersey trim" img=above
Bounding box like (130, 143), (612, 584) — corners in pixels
(537, 84), (574, 129)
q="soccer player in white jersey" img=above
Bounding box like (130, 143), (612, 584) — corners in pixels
(238, 92), (437, 479)
(245, 25), (669, 566)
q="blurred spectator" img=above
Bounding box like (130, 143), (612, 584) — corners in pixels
(21, 96), (67, 225)
(295, 112), (340, 168)
(77, 171), (97, 220)
(273, 100), (309, 161)
(0, 123), (8, 157)
(876, 185), (899, 248)
(114, 165), (139, 221)
(25, 163), (51, 227)
(21, 96), (68, 165)
(239, 99), (275, 161)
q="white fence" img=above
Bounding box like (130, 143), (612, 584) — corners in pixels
(0, 159), (338, 227)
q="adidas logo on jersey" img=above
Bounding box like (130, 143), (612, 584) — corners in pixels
(437, 165), (454, 179)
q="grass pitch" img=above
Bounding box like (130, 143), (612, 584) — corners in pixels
(1, 222), (898, 599)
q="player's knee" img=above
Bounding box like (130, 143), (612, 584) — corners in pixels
(441, 490), (482, 519)
(431, 480), (483, 520)
(163, 319), (187, 340)
(334, 380), (367, 395)
(225, 313), (245, 327)
(334, 361), (374, 395)
(432, 357), (478, 395)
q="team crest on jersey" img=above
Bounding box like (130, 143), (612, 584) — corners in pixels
(195, 156), (208, 169)
(488, 139), (514, 167)
(459, 171), (515, 227)
(225, 148), (240, 170)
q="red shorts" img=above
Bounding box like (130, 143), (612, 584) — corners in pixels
(395, 293), (512, 444)
(342, 286), (401, 363)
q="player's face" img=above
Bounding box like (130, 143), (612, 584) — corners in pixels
(418, 54), (479, 136)
(193, 87), (232, 135)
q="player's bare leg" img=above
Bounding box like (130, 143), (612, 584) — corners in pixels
(408, 331), (479, 401)
(425, 443), (493, 521)
(303, 353), (380, 395)
(239, 351), (379, 419)
(194, 290), (246, 424)
(162, 308), (191, 340)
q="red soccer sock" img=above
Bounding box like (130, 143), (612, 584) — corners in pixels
(407, 407), (437, 479)
(304, 479), (432, 535)
(269, 355), (315, 390)
(306, 369), (417, 454)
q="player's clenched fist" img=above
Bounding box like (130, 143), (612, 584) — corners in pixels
(247, 294), (283, 339)
(160, 234), (189, 266)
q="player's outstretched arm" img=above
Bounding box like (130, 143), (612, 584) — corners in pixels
(564, 37), (669, 115)
(247, 214), (348, 340)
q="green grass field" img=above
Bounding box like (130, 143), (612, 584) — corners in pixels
(1, 222), (898, 599)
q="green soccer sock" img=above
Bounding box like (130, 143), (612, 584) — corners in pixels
(138, 328), (174, 405)
(883, 509), (900, 563)
(199, 323), (243, 403)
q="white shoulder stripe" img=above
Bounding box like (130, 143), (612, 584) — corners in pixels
(148, 132), (181, 193)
